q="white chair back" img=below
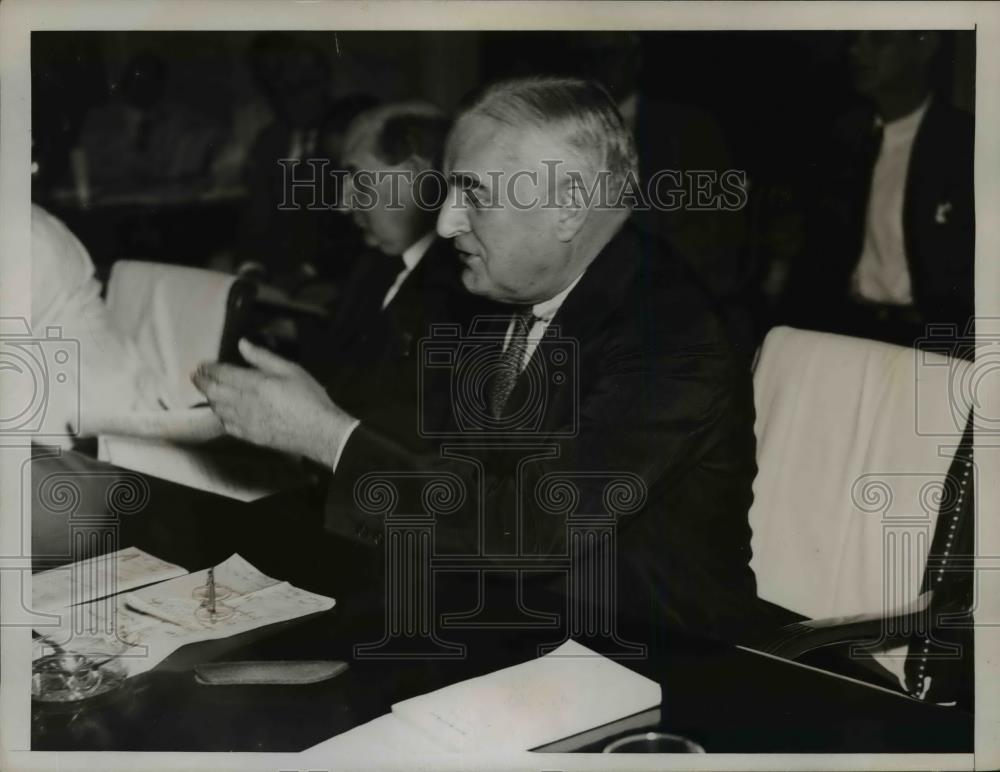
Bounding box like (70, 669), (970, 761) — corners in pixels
(749, 326), (970, 623)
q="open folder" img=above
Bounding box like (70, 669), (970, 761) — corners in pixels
(307, 640), (661, 756)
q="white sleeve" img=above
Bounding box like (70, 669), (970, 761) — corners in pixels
(31, 206), (166, 441)
(331, 418), (362, 472)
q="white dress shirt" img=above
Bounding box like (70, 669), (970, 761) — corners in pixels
(851, 98), (930, 306)
(331, 230), (436, 471)
(503, 272), (586, 368)
(381, 230), (435, 309)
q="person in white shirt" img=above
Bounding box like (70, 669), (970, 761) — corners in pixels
(850, 96), (929, 306)
(29, 204), (167, 446)
(781, 31), (973, 346)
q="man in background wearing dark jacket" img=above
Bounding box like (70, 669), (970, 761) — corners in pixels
(781, 31), (973, 347)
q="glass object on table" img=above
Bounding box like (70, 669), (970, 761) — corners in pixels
(31, 653), (127, 703)
(603, 731), (705, 753)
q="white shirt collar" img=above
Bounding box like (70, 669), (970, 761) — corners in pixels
(531, 272), (586, 323)
(400, 231), (436, 272)
(874, 96), (931, 140)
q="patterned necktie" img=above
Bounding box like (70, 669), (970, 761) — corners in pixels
(489, 306), (537, 418)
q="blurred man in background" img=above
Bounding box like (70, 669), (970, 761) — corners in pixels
(76, 52), (223, 192)
(235, 34), (364, 291)
(295, 101), (497, 448)
(780, 31), (973, 346)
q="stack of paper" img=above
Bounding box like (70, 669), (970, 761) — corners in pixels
(310, 641), (661, 755)
(33, 553), (335, 677)
(32, 546), (188, 613)
(98, 432), (304, 502)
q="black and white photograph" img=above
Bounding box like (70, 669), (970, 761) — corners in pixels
(1, 1), (998, 770)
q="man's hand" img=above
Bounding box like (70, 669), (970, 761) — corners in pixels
(191, 339), (356, 468)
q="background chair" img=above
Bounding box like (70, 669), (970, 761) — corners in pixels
(746, 326), (974, 704)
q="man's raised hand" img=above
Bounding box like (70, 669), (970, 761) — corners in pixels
(192, 338), (355, 468)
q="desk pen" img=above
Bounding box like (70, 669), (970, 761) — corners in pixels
(207, 567), (216, 616)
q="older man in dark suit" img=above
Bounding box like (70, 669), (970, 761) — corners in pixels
(194, 77), (760, 642)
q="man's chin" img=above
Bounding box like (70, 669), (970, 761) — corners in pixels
(461, 267), (480, 292)
(462, 269), (514, 304)
(461, 267), (495, 298)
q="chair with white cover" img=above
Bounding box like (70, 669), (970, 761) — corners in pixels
(747, 326), (974, 704)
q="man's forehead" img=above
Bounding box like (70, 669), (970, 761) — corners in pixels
(445, 115), (515, 169)
(445, 115), (568, 175)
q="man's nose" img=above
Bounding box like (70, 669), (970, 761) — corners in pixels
(437, 185), (470, 239)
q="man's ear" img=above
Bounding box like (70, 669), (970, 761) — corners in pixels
(554, 176), (589, 242)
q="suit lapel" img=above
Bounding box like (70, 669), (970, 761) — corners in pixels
(500, 224), (643, 424)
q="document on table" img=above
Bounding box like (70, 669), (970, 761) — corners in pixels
(86, 407), (226, 442)
(32, 553), (335, 677)
(97, 434), (302, 501)
(32, 546), (188, 613)
(389, 640), (662, 752)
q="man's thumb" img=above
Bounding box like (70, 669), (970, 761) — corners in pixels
(238, 338), (294, 375)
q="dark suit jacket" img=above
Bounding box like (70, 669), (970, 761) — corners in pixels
(782, 96), (974, 341)
(305, 236), (494, 448)
(324, 221), (762, 642)
(631, 96), (750, 301)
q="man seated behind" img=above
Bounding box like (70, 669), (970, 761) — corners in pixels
(194, 78), (761, 643)
(779, 31), (973, 347)
(298, 101), (495, 446)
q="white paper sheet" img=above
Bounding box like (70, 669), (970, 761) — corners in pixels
(390, 640), (662, 752)
(85, 406), (225, 442)
(98, 435), (298, 501)
(304, 714), (446, 759)
(33, 553), (335, 677)
(31, 546), (188, 613)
